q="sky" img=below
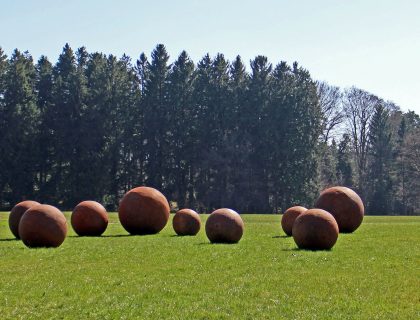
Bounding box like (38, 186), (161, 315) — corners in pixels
(1, 0), (419, 114)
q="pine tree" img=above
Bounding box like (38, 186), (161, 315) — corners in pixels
(228, 56), (250, 211)
(0, 49), (38, 205)
(245, 55), (272, 212)
(35, 55), (54, 200)
(367, 103), (393, 214)
(142, 44), (171, 192)
(0, 48), (8, 206)
(336, 134), (353, 186)
(49, 44), (87, 206)
(166, 51), (196, 208)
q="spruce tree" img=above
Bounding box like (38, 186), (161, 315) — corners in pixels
(0, 48), (8, 206)
(0, 50), (38, 205)
(336, 134), (354, 187)
(367, 104), (393, 214)
(35, 55), (54, 200)
(166, 51), (196, 208)
(142, 44), (171, 191)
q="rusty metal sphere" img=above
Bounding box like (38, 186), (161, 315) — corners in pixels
(19, 204), (67, 248)
(71, 201), (108, 236)
(118, 186), (170, 235)
(205, 208), (244, 243)
(173, 209), (201, 236)
(292, 208), (339, 250)
(281, 206), (307, 236)
(315, 186), (364, 233)
(9, 200), (40, 239)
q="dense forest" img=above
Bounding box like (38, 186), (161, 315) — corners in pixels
(0, 44), (418, 214)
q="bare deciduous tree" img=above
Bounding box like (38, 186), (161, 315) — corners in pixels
(316, 81), (344, 142)
(343, 87), (380, 197)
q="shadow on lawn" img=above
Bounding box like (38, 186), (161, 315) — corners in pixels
(281, 247), (333, 252)
(0, 238), (19, 242)
(68, 234), (133, 238)
(168, 234), (198, 238)
(196, 241), (239, 246)
(272, 235), (289, 239)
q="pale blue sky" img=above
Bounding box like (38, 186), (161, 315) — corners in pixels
(1, 0), (419, 113)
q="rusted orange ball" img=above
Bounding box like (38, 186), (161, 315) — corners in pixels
(9, 200), (40, 239)
(205, 208), (244, 243)
(315, 186), (364, 233)
(292, 208), (339, 250)
(71, 201), (108, 236)
(19, 204), (67, 248)
(281, 206), (307, 236)
(173, 209), (201, 236)
(118, 186), (170, 235)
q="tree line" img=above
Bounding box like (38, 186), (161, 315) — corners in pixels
(0, 44), (418, 214)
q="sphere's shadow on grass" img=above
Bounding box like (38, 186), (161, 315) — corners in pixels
(196, 242), (240, 246)
(281, 247), (333, 252)
(67, 234), (133, 238)
(272, 235), (289, 239)
(0, 238), (19, 242)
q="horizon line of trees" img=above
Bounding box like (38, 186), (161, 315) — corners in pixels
(0, 44), (418, 214)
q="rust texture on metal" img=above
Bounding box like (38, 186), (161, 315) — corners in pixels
(19, 204), (67, 248)
(9, 200), (40, 239)
(281, 206), (307, 236)
(71, 201), (109, 236)
(292, 208), (339, 250)
(173, 208), (201, 236)
(118, 186), (170, 235)
(315, 186), (364, 233)
(205, 208), (244, 243)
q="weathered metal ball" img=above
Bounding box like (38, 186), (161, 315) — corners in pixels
(292, 208), (339, 250)
(173, 209), (201, 236)
(9, 200), (40, 239)
(118, 186), (170, 235)
(71, 201), (108, 236)
(315, 186), (364, 233)
(281, 206), (307, 236)
(19, 204), (67, 248)
(205, 208), (244, 243)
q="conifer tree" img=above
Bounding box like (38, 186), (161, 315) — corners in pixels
(367, 103), (393, 214)
(0, 50), (38, 204)
(166, 51), (196, 207)
(35, 55), (54, 200)
(142, 44), (171, 191)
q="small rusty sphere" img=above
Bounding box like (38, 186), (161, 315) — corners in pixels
(281, 206), (307, 236)
(173, 209), (201, 236)
(71, 201), (108, 236)
(292, 208), (339, 250)
(205, 208), (244, 243)
(118, 186), (170, 235)
(19, 204), (67, 248)
(315, 186), (364, 233)
(9, 200), (40, 239)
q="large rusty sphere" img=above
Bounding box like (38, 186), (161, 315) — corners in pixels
(173, 209), (201, 236)
(315, 186), (364, 233)
(19, 204), (67, 248)
(9, 200), (40, 239)
(292, 208), (339, 250)
(281, 206), (307, 236)
(118, 186), (170, 235)
(71, 201), (108, 236)
(205, 208), (244, 243)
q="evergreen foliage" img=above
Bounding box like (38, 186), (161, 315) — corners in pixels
(0, 44), (418, 214)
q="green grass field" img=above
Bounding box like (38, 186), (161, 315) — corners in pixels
(0, 213), (419, 319)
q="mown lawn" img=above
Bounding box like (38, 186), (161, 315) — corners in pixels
(0, 213), (419, 319)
